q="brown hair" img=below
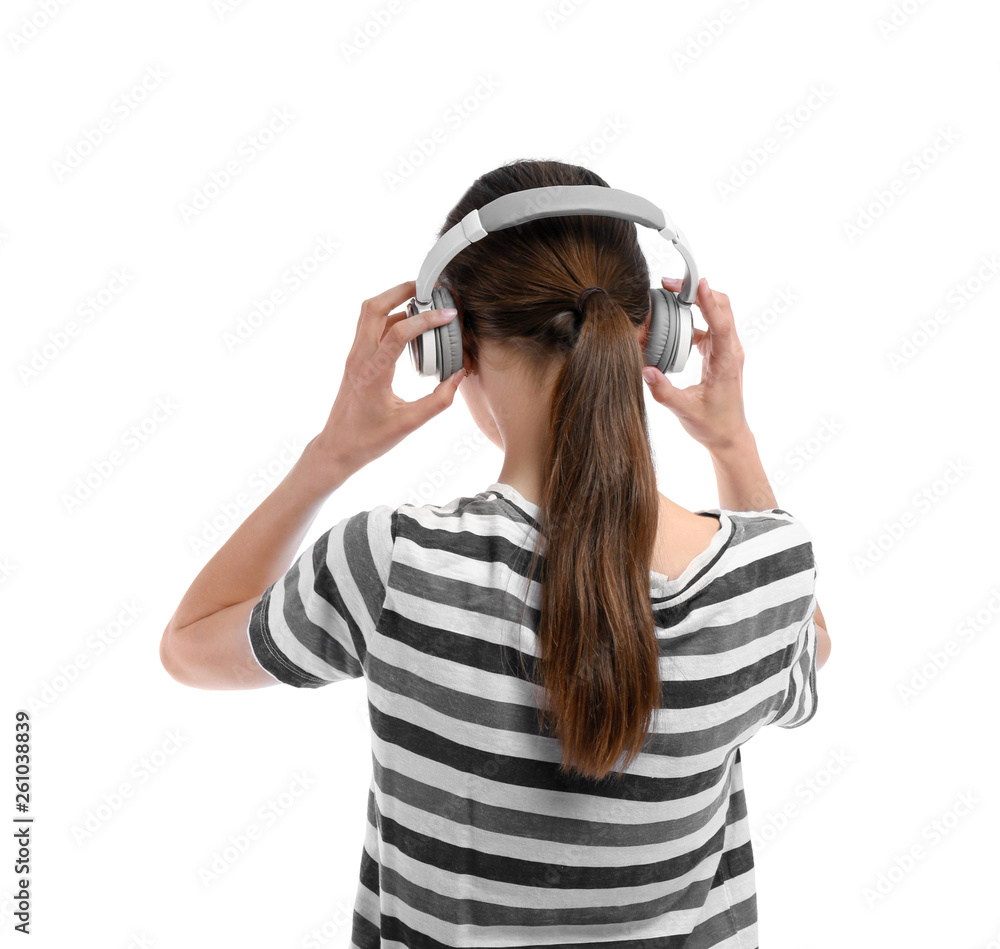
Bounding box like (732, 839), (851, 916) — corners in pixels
(438, 159), (660, 783)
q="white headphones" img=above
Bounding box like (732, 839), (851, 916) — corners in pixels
(405, 184), (699, 382)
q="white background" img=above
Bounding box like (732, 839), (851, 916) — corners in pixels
(3, 0), (999, 946)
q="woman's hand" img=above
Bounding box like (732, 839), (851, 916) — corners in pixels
(643, 276), (752, 454)
(305, 280), (465, 482)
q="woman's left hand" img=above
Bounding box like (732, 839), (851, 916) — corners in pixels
(306, 280), (464, 482)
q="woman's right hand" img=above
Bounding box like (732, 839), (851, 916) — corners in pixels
(643, 276), (752, 455)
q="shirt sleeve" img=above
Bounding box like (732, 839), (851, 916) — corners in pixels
(769, 604), (819, 728)
(759, 509), (820, 728)
(246, 504), (396, 687)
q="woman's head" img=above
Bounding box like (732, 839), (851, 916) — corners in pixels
(439, 160), (654, 446)
(437, 159), (663, 783)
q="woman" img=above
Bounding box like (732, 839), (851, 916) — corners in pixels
(161, 159), (831, 947)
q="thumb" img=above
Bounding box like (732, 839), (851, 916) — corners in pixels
(414, 369), (464, 420)
(643, 366), (683, 411)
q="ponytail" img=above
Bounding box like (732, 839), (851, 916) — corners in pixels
(519, 291), (661, 782)
(438, 158), (663, 783)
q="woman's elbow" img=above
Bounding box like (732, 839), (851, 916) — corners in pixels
(816, 624), (831, 670)
(159, 626), (191, 686)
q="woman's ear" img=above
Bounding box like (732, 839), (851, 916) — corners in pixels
(460, 317), (480, 377)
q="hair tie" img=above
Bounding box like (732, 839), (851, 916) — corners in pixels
(575, 286), (607, 312)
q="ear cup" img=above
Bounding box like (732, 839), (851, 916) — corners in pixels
(645, 288), (693, 374)
(430, 285), (463, 382)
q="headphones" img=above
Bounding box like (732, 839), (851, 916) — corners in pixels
(404, 184), (700, 382)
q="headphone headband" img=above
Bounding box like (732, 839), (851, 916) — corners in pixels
(414, 184), (698, 307)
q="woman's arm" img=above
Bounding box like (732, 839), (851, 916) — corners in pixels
(645, 277), (830, 669)
(159, 281), (464, 690)
(709, 428), (831, 669)
(159, 442), (354, 689)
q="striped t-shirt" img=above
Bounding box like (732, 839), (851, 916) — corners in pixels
(247, 481), (819, 948)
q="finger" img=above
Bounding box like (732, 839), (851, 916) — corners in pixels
(694, 277), (734, 343)
(643, 366), (694, 414)
(381, 309), (408, 342)
(358, 281), (418, 353)
(405, 369), (464, 425)
(663, 278), (707, 331)
(362, 281), (416, 319)
(368, 305), (457, 380)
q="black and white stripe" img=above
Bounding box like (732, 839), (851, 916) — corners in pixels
(247, 481), (819, 948)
